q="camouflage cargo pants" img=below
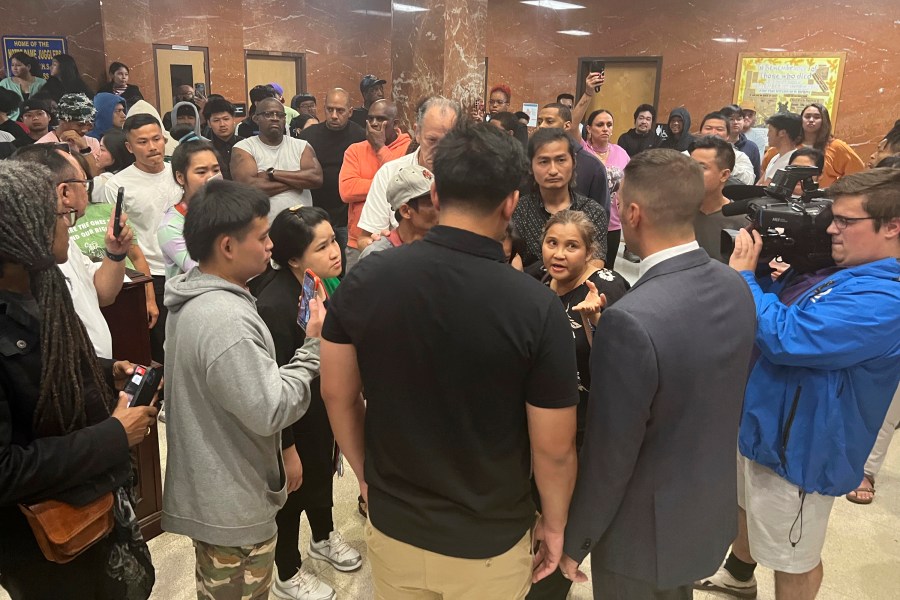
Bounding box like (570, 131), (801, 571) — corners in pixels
(194, 534), (277, 600)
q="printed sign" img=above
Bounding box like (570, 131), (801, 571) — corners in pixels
(522, 103), (539, 126)
(3, 36), (68, 79)
(734, 52), (846, 126)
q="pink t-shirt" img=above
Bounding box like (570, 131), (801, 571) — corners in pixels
(36, 130), (101, 163)
(581, 140), (629, 231)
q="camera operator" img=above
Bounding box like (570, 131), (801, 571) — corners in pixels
(697, 168), (900, 600)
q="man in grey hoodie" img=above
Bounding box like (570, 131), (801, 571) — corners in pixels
(162, 178), (324, 598)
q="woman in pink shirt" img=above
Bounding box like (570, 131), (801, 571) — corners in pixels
(583, 109), (630, 270)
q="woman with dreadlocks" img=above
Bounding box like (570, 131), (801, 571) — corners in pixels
(0, 161), (158, 598)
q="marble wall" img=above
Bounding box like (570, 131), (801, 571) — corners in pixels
(2, 0), (896, 159)
(486, 0), (900, 158)
(101, 0), (391, 110)
(0, 0), (106, 91)
(392, 0), (488, 130)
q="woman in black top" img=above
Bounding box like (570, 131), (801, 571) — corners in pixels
(253, 206), (361, 598)
(0, 161), (157, 598)
(96, 62), (144, 108)
(42, 54), (94, 101)
(540, 209), (629, 447)
(526, 209), (629, 600)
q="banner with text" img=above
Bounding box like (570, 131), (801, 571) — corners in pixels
(3, 36), (68, 80)
(734, 52), (846, 125)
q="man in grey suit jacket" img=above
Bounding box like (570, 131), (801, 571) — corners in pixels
(559, 149), (757, 599)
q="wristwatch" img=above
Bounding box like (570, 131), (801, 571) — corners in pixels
(266, 167), (276, 182)
(79, 146), (92, 155)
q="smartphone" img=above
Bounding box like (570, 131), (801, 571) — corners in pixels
(589, 60), (606, 92)
(124, 365), (163, 407)
(113, 187), (125, 238)
(297, 269), (322, 330)
(194, 82), (206, 97)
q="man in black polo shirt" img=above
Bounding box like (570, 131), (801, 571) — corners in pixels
(321, 123), (579, 599)
(298, 88), (365, 268)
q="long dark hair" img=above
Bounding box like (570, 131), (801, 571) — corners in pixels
(101, 129), (135, 174)
(801, 102), (833, 151)
(49, 53), (92, 98)
(0, 160), (109, 435)
(11, 51), (42, 77)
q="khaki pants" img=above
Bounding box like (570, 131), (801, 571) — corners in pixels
(864, 383), (900, 479)
(366, 521), (533, 600)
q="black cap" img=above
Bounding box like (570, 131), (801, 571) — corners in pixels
(20, 97), (53, 114)
(291, 93), (316, 106)
(360, 75), (387, 94)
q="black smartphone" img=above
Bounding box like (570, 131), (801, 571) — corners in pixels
(124, 365), (162, 407)
(113, 187), (125, 238)
(589, 60), (606, 92)
(297, 269), (321, 330)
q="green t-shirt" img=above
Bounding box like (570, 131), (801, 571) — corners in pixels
(69, 203), (137, 270)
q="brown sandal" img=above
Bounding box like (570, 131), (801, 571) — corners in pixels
(846, 475), (875, 505)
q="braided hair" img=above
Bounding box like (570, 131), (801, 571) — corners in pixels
(0, 160), (110, 435)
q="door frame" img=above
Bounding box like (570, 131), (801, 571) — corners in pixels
(244, 50), (306, 105)
(576, 56), (663, 112)
(152, 44), (211, 112)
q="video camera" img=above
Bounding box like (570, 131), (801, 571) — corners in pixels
(721, 165), (835, 273)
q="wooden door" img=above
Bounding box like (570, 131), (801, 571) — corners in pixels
(153, 45), (209, 118)
(577, 57), (662, 134)
(245, 53), (303, 105)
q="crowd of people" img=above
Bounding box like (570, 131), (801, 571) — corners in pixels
(1, 51), (899, 600)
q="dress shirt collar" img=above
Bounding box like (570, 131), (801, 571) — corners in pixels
(638, 240), (700, 279)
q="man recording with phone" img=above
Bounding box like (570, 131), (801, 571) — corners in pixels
(698, 168), (900, 600)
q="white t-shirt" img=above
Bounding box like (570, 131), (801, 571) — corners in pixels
(59, 239), (113, 359)
(357, 148), (420, 235)
(104, 164), (182, 276)
(233, 136), (314, 222)
(764, 150), (796, 182)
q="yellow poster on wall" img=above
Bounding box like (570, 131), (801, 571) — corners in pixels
(734, 52), (846, 125)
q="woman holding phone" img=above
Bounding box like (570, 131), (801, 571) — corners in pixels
(253, 206), (360, 600)
(0, 160), (158, 598)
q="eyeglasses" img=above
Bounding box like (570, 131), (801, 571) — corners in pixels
(61, 178), (95, 197)
(831, 215), (876, 231)
(56, 208), (79, 227)
(298, 102), (316, 109)
(488, 99), (508, 106)
(258, 111), (286, 120)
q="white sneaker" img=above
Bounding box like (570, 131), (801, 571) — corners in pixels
(272, 569), (336, 600)
(308, 531), (362, 572)
(694, 565), (757, 598)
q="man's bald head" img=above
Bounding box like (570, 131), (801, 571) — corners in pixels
(368, 99), (400, 144)
(324, 88), (352, 130)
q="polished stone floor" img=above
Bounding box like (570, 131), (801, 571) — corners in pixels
(3, 245), (898, 599)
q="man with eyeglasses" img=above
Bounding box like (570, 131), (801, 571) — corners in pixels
(232, 97), (324, 223)
(12, 144), (133, 359)
(721, 104), (761, 182)
(291, 93), (318, 119)
(698, 168), (900, 600)
(298, 88), (365, 271)
(339, 99), (411, 272)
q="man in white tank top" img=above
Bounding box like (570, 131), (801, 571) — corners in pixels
(231, 97), (323, 222)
